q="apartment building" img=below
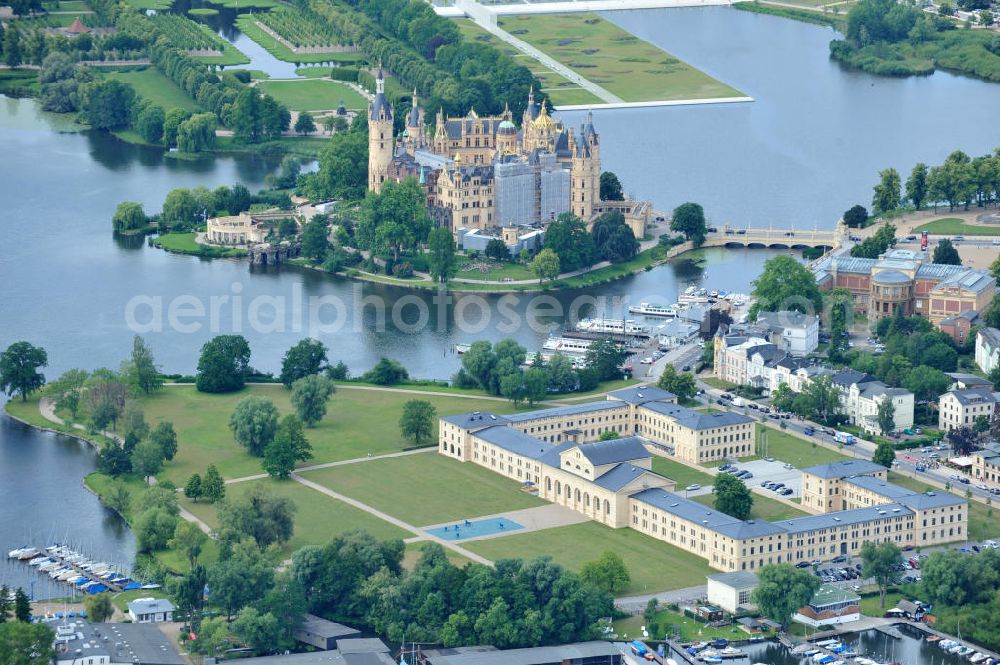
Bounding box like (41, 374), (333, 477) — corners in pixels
(755, 311), (820, 356)
(973, 443), (1000, 487)
(976, 327), (1000, 375)
(799, 459), (888, 512)
(938, 388), (999, 432)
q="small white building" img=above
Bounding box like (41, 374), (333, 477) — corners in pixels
(706, 571), (758, 614)
(939, 389), (1000, 432)
(127, 597), (176, 623)
(756, 311), (820, 356)
(976, 327), (1000, 375)
(792, 585), (860, 627)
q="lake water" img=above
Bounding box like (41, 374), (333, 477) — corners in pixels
(2, 4), (1000, 599)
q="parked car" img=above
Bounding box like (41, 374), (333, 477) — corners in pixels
(779, 488), (793, 496)
(686, 484), (701, 492)
(804, 426), (815, 435)
(783, 463), (794, 470)
(796, 561), (811, 568)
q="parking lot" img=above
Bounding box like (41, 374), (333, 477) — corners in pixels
(680, 459), (804, 500)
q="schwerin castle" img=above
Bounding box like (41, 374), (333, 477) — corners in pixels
(367, 72), (652, 253)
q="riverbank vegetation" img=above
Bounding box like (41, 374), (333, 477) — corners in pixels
(495, 12), (744, 102)
(733, 2), (847, 30)
(829, 0), (1000, 81)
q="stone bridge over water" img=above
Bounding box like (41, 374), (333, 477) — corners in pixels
(703, 226), (840, 250)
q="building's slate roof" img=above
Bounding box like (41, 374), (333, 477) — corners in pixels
(474, 425), (552, 460)
(801, 459), (886, 480)
(592, 463), (659, 491)
(707, 571), (759, 588)
(422, 641), (620, 665)
(575, 437), (650, 466)
(441, 412), (509, 429)
(945, 388), (1000, 406)
(774, 503), (914, 534)
(639, 401), (754, 430)
(606, 385), (676, 405)
(505, 400), (627, 423)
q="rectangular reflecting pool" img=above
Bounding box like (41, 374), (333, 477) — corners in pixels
(425, 517), (524, 541)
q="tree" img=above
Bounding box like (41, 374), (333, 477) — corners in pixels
(83, 593), (113, 623)
(585, 339), (628, 381)
(361, 357), (408, 385)
(579, 551), (630, 594)
(300, 215), (330, 263)
(132, 441), (164, 482)
(933, 238), (961, 265)
(428, 227), (457, 282)
(13, 589), (29, 623)
(400, 400), (436, 445)
(123, 335), (162, 395)
(842, 204), (869, 228)
(176, 113), (217, 153)
(263, 415), (313, 479)
(356, 178), (431, 260)
(751, 564), (821, 626)
(947, 426), (979, 456)
(101, 480), (132, 515)
(542, 214), (596, 271)
(149, 421), (178, 461)
(196, 335), (252, 393)
(484, 237), (511, 262)
(545, 354), (578, 393)
(207, 541), (276, 619)
(3, 28), (22, 68)
(80, 79), (135, 130)
(134, 485), (179, 516)
(270, 156), (302, 190)
(111, 201), (147, 234)
(872, 168), (902, 214)
(135, 507), (177, 552)
(291, 375), (335, 427)
(135, 104), (165, 145)
(851, 223), (896, 259)
(657, 365), (697, 401)
(0, 622), (54, 665)
(170, 520), (208, 568)
(0, 342), (46, 401)
(872, 441), (896, 468)
(294, 111), (316, 136)
(906, 162), (929, 209)
(599, 171), (624, 201)
(670, 202), (707, 247)
(230, 396), (280, 456)
(523, 368), (547, 406)
(876, 395), (896, 436)
(281, 338), (329, 388)
(162, 108), (192, 148)
(202, 465), (225, 503)
(749, 255), (822, 319)
(861, 540), (901, 608)
(713, 473), (753, 520)
(903, 365), (952, 402)
(300, 131), (368, 201)
(799, 375), (842, 423)
(185, 473), (203, 501)
(97, 444), (132, 477)
(217, 485), (296, 550)
(232, 606), (284, 655)
(530, 248), (560, 283)
(591, 211), (638, 263)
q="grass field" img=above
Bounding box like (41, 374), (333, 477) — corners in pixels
(453, 18), (602, 107)
(859, 591), (903, 618)
(497, 13), (743, 103)
(179, 478), (411, 549)
(913, 218), (1000, 237)
(103, 69), (202, 112)
(692, 491), (809, 522)
(152, 233), (247, 258)
(455, 256), (535, 281)
(256, 79), (368, 112)
(757, 425), (850, 468)
(465, 521), (714, 594)
(133, 384), (523, 485)
(651, 456), (715, 488)
(234, 14), (363, 64)
(123, 0), (173, 10)
(614, 607), (750, 641)
(300, 453), (545, 526)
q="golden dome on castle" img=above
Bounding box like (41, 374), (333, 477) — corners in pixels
(532, 101), (555, 131)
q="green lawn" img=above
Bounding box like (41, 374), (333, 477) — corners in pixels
(859, 591), (903, 618)
(757, 425), (850, 468)
(614, 608), (752, 641)
(124, 0), (173, 10)
(651, 457), (715, 488)
(256, 79), (368, 112)
(692, 492), (809, 522)
(453, 18), (603, 107)
(299, 453), (544, 526)
(465, 521), (714, 594)
(152, 233), (247, 258)
(235, 14), (363, 64)
(497, 13), (744, 103)
(179, 478), (411, 549)
(455, 256), (536, 281)
(887, 472), (999, 541)
(103, 69), (202, 112)
(913, 217), (1000, 236)
(132, 384), (523, 485)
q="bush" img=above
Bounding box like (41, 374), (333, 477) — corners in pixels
(328, 67), (359, 82)
(392, 262), (414, 278)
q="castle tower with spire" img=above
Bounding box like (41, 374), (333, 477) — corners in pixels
(570, 111), (601, 220)
(401, 88), (425, 156)
(368, 69), (394, 194)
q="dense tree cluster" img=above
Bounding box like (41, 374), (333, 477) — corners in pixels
(869, 150), (1000, 213)
(917, 548), (1000, 650)
(292, 532), (613, 648)
(749, 255), (823, 319)
(850, 223), (896, 258)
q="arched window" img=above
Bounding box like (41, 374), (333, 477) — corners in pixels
(575, 488), (581, 502)
(604, 499), (611, 515)
(584, 493), (591, 507)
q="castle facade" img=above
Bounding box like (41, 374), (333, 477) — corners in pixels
(367, 72), (650, 245)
